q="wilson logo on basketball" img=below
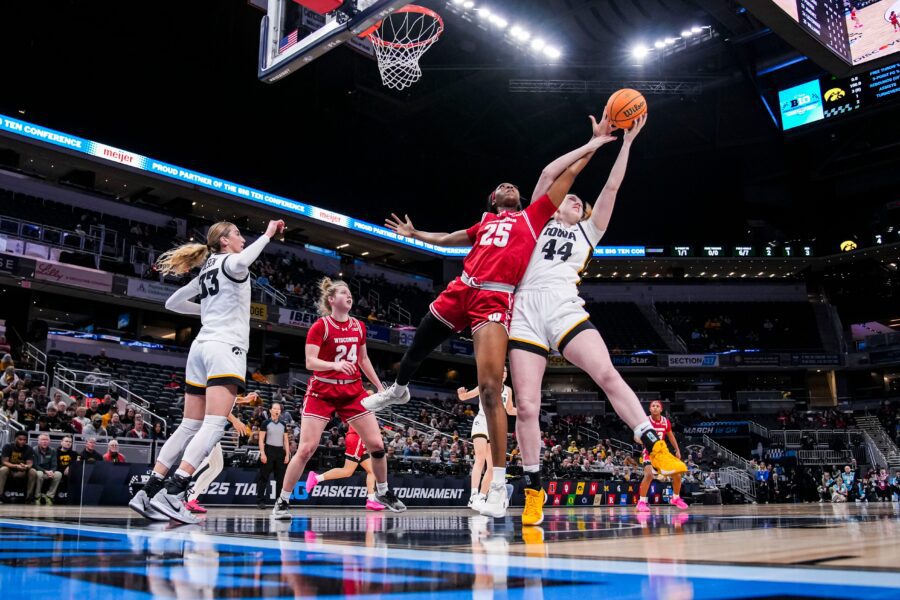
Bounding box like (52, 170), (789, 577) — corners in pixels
(623, 101), (646, 117)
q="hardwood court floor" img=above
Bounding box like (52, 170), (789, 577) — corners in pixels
(0, 503), (898, 598)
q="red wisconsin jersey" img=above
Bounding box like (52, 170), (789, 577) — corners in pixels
(306, 316), (367, 380)
(649, 415), (671, 438)
(463, 194), (558, 286)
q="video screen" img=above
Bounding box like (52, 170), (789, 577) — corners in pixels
(778, 79), (825, 129)
(769, 0), (900, 66)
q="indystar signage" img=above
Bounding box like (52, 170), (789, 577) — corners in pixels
(667, 354), (720, 368)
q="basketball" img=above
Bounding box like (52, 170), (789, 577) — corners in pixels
(606, 88), (647, 130)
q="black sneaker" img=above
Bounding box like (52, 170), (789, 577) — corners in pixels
(374, 489), (407, 512)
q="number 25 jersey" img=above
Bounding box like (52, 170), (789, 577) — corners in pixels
(191, 253), (252, 351)
(306, 316), (367, 381)
(462, 194), (559, 287)
(517, 218), (605, 295)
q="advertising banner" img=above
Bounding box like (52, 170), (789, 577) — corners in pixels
(278, 308), (318, 329)
(366, 324), (392, 343)
(34, 259), (113, 292)
(611, 355), (658, 367)
(250, 303), (268, 321)
(682, 421), (751, 437)
(732, 353), (782, 367)
(667, 354), (720, 368)
(790, 353), (841, 366)
(126, 278), (179, 302)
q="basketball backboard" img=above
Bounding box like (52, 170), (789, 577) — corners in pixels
(258, 0), (413, 83)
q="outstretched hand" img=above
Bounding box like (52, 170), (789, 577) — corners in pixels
(385, 213), (416, 238)
(265, 219), (286, 238)
(590, 111), (616, 138)
(624, 114), (648, 143)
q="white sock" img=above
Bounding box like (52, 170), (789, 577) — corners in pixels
(150, 471), (165, 480)
(376, 481), (389, 495)
(640, 496), (648, 503)
(523, 464), (539, 473)
(492, 467), (506, 486)
(471, 488), (478, 497)
(672, 494), (680, 500)
(175, 468), (191, 479)
(368, 493), (377, 502)
(280, 490), (291, 502)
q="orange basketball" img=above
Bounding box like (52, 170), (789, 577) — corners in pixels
(606, 88), (647, 130)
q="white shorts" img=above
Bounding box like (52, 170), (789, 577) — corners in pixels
(471, 413), (489, 441)
(509, 289), (595, 357)
(185, 340), (247, 394)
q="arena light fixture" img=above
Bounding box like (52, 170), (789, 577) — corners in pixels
(478, 7), (490, 18)
(654, 40), (665, 49)
(463, 0), (474, 8)
(632, 44), (650, 59)
(543, 45), (561, 59)
(531, 38), (546, 51)
(691, 25), (703, 33)
(361, 251), (370, 256)
(681, 30), (693, 37)
(490, 15), (508, 28)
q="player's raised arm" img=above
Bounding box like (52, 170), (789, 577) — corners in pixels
(591, 114), (646, 232)
(385, 213), (471, 246)
(532, 113), (617, 204)
(225, 219), (285, 278)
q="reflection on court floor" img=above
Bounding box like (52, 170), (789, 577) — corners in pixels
(1, 506), (899, 599)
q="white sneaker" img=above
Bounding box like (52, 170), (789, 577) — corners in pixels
(150, 488), (200, 525)
(477, 483), (509, 518)
(361, 382), (410, 412)
(128, 490), (170, 522)
(271, 499), (292, 520)
(468, 493), (485, 510)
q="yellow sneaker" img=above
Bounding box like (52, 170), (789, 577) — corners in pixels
(649, 440), (687, 475)
(521, 525), (545, 550)
(522, 488), (546, 526)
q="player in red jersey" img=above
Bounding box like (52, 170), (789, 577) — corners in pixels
(891, 11), (899, 33)
(272, 278), (406, 518)
(305, 415), (386, 511)
(637, 401), (688, 512)
(364, 123), (616, 517)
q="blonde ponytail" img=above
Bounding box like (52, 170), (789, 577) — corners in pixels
(155, 221), (235, 276)
(317, 277), (348, 316)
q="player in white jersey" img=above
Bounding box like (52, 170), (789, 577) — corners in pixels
(457, 368), (516, 508)
(508, 114), (685, 528)
(129, 219), (284, 524)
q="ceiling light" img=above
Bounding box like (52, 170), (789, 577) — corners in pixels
(490, 15), (508, 28)
(632, 44), (649, 59)
(681, 30), (693, 37)
(478, 7), (490, 18)
(691, 26), (703, 33)
(361, 251), (369, 256)
(543, 45), (561, 59)
(654, 40), (665, 49)
(665, 37), (676, 45)
(531, 38), (546, 51)
(463, 1), (474, 8)
(337, 243), (349, 249)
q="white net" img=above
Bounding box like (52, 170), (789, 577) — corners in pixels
(369, 6), (443, 90)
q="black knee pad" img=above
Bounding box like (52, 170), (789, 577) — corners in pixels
(370, 449), (386, 459)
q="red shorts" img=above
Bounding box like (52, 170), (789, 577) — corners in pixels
(302, 377), (370, 424)
(344, 429), (368, 462)
(429, 278), (514, 334)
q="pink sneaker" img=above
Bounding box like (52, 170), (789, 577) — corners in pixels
(671, 496), (689, 510)
(366, 498), (385, 511)
(184, 499), (207, 514)
(636, 499), (651, 513)
(305, 471), (320, 493)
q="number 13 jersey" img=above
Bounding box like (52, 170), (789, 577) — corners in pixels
(517, 218), (605, 295)
(192, 253), (252, 351)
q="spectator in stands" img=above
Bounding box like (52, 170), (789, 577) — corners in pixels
(1, 366), (19, 394)
(2, 395), (17, 422)
(151, 421), (166, 441)
(0, 350), (12, 368)
(32, 433), (62, 505)
(703, 472), (717, 489)
(82, 415), (107, 438)
(18, 397), (39, 431)
(121, 406), (137, 429)
(44, 404), (61, 431)
(874, 468), (891, 501)
(0, 431), (37, 503)
(818, 471), (835, 502)
(840, 465), (855, 493)
(107, 412), (126, 439)
(103, 439), (126, 464)
(73, 406), (90, 432)
(831, 478), (849, 503)
(91, 351), (110, 371)
(127, 413), (150, 439)
(889, 471), (900, 501)
(81, 437), (103, 463)
(56, 435), (77, 489)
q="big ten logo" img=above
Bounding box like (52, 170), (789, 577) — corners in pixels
(250, 303), (268, 320)
(575, 482), (585, 495)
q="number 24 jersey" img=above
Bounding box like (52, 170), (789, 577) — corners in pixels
(306, 316), (367, 381)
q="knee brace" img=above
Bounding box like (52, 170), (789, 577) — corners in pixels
(155, 417), (203, 469)
(370, 449), (386, 459)
(181, 415), (228, 470)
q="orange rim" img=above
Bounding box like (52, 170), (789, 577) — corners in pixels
(359, 4), (444, 48)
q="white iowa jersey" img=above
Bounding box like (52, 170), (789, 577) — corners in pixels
(193, 253), (251, 350)
(517, 218), (605, 293)
(478, 385), (511, 416)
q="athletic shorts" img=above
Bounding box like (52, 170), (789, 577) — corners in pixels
(508, 289), (596, 357)
(185, 340), (247, 395)
(302, 377), (370, 424)
(429, 277), (513, 335)
(471, 412), (489, 442)
(344, 429), (369, 463)
(642, 449), (655, 470)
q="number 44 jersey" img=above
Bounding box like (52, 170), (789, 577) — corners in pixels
(517, 217), (605, 294)
(192, 253), (253, 351)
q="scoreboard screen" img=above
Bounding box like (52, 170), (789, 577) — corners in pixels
(778, 61), (900, 130)
(743, 0), (900, 73)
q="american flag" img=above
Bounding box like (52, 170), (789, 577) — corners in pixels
(279, 29), (299, 53)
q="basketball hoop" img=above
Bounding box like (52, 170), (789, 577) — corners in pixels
(362, 5), (443, 90)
